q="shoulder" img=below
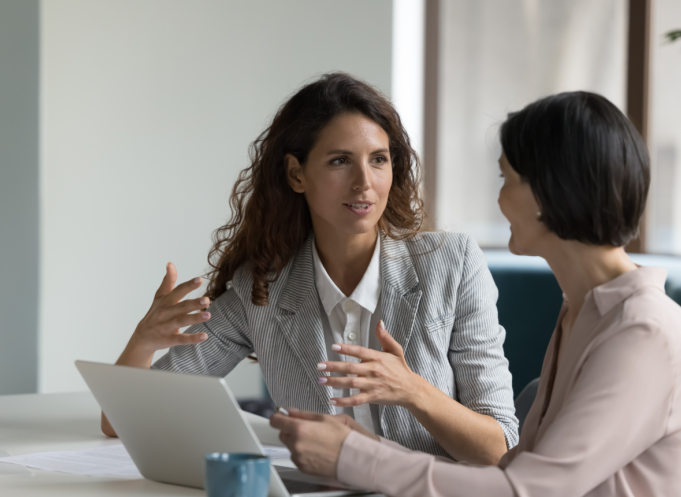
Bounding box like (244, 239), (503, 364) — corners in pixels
(217, 249), (299, 310)
(400, 231), (485, 274)
(621, 288), (681, 351)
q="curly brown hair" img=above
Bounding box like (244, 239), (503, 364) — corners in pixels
(205, 72), (427, 305)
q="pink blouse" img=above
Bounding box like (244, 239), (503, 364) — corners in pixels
(337, 267), (681, 496)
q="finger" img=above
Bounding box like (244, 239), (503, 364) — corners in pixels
(330, 393), (372, 408)
(286, 408), (327, 422)
(376, 320), (404, 357)
(168, 331), (208, 346)
(329, 343), (380, 361)
(154, 262), (178, 299)
(164, 276), (204, 305)
(270, 412), (301, 432)
(158, 296), (210, 321)
(319, 376), (372, 390)
(166, 310), (211, 330)
(317, 361), (373, 376)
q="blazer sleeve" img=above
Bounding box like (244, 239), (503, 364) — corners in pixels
(449, 235), (519, 448)
(151, 284), (254, 377)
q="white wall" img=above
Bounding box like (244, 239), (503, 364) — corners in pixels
(39, 0), (392, 394)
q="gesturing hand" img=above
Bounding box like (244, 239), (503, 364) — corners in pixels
(317, 321), (428, 409)
(129, 262), (211, 355)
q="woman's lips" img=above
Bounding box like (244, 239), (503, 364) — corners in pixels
(343, 203), (374, 216)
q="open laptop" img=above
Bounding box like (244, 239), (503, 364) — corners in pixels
(75, 361), (371, 497)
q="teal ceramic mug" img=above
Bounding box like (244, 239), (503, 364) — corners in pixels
(205, 453), (270, 497)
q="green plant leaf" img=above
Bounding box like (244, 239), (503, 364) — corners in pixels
(665, 29), (681, 43)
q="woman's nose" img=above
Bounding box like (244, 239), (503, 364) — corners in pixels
(352, 161), (371, 191)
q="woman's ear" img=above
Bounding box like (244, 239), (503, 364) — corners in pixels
(285, 153), (306, 193)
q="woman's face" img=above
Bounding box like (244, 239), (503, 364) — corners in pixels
(286, 113), (392, 238)
(497, 151), (550, 255)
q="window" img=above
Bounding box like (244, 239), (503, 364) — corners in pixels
(432, 0), (628, 247)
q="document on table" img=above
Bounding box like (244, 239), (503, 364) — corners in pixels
(0, 445), (142, 478)
(0, 450), (34, 476)
(0, 443), (291, 478)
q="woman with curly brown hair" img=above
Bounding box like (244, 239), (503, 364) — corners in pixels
(102, 73), (518, 464)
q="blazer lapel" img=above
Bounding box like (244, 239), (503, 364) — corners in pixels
(274, 236), (332, 411)
(380, 235), (422, 353)
(378, 235), (422, 434)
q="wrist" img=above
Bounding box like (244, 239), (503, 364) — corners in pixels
(117, 332), (156, 367)
(401, 373), (432, 412)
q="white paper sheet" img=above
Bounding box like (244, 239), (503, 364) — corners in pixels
(0, 450), (34, 476)
(0, 443), (291, 477)
(0, 445), (142, 478)
(261, 445), (291, 459)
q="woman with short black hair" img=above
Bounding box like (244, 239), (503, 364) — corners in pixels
(272, 91), (681, 496)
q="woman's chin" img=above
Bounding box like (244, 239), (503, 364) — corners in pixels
(508, 235), (526, 256)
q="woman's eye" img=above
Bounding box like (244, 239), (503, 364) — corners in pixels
(373, 156), (388, 164)
(331, 157), (347, 165)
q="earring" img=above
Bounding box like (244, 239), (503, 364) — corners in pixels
(537, 211), (542, 218)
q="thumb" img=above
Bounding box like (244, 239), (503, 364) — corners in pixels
(155, 262), (177, 298)
(376, 320), (403, 357)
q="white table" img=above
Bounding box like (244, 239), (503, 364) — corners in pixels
(0, 392), (382, 497)
(0, 391), (215, 496)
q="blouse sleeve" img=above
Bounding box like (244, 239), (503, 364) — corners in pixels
(151, 284), (254, 377)
(338, 322), (674, 497)
(449, 235), (519, 448)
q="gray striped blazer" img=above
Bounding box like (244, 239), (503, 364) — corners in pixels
(153, 232), (519, 456)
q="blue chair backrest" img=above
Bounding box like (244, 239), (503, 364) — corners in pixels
(484, 250), (681, 397)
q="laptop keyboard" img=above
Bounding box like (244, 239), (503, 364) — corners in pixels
(281, 477), (348, 494)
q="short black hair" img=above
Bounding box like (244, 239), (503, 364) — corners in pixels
(500, 91), (650, 247)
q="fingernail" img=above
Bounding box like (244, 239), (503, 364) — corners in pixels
(200, 297), (209, 306)
(379, 320), (386, 331)
(318, 377), (328, 384)
(288, 407), (299, 413)
(201, 312), (211, 319)
(317, 363), (327, 370)
(199, 333), (208, 341)
(331, 344), (341, 352)
(328, 400), (337, 405)
(193, 277), (202, 284)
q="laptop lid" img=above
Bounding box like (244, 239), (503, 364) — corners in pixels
(75, 361), (365, 497)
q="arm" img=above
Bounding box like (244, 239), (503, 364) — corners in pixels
(320, 324), (508, 464)
(277, 322), (674, 497)
(445, 235), (518, 452)
(102, 263), (253, 436)
(271, 410), (515, 497)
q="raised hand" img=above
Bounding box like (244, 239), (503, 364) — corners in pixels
(316, 321), (429, 409)
(116, 262), (211, 369)
(128, 262), (211, 354)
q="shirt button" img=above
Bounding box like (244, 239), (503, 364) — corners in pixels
(347, 332), (357, 341)
(343, 300), (357, 312)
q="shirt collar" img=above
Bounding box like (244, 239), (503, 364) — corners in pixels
(591, 266), (668, 316)
(312, 235), (382, 316)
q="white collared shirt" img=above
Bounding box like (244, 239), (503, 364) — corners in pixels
(312, 236), (382, 434)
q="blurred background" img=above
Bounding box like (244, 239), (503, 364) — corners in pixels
(1, 0), (679, 401)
